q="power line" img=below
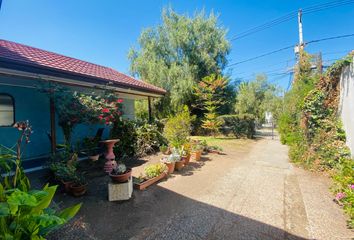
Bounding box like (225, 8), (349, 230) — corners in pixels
(230, 0), (354, 41)
(227, 45), (294, 67)
(227, 33), (354, 67)
(286, 72), (293, 91)
(234, 66), (292, 80)
(307, 33), (354, 44)
(232, 49), (350, 78)
(233, 57), (295, 75)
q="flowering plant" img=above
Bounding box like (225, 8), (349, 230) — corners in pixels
(48, 86), (124, 143)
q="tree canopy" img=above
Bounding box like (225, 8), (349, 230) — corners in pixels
(235, 75), (282, 123)
(129, 8), (230, 116)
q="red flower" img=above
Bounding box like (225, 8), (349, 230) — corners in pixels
(117, 99), (123, 103)
(102, 108), (109, 113)
(98, 115), (103, 120)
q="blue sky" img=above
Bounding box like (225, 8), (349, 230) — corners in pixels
(1, 0), (353, 90)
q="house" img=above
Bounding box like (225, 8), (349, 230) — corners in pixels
(0, 39), (165, 170)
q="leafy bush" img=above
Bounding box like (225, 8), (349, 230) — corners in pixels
(50, 162), (76, 182)
(144, 163), (167, 179)
(0, 184), (81, 239)
(218, 114), (255, 138)
(110, 119), (138, 158)
(136, 122), (167, 156)
(81, 136), (100, 156)
(163, 107), (194, 147)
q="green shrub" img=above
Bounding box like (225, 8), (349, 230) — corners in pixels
(110, 119), (138, 158)
(136, 122), (167, 156)
(50, 162), (76, 182)
(218, 114), (255, 138)
(163, 107), (194, 147)
(110, 119), (167, 158)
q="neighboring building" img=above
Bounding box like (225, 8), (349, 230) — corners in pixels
(0, 39), (165, 170)
(265, 111), (273, 124)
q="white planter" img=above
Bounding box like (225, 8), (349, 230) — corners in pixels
(108, 177), (133, 201)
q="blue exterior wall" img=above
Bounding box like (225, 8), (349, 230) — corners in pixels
(0, 76), (136, 162)
(0, 83), (52, 159)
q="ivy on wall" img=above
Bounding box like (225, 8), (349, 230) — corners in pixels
(279, 51), (354, 228)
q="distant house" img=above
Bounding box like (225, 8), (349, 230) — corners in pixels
(0, 39), (165, 170)
(265, 111), (273, 124)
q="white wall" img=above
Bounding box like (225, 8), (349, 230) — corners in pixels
(339, 57), (354, 157)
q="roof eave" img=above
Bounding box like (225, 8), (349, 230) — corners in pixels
(0, 58), (166, 96)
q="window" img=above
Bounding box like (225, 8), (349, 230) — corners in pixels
(0, 94), (15, 127)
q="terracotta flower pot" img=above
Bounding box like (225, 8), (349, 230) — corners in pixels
(109, 168), (132, 183)
(181, 154), (191, 165)
(174, 161), (184, 171)
(163, 150), (171, 155)
(164, 162), (175, 174)
(69, 183), (88, 197)
(191, 150), (202, 161)
(61, 180), (74, 193)
(89, 154), (100, 161)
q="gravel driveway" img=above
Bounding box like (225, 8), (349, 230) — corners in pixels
(48, 129), (353, 240)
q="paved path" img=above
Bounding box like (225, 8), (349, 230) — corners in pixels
(129, 130), (353, 240)
(50, 129), (353, 240)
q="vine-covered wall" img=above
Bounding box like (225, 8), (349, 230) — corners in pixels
(279, 51), (354, 228)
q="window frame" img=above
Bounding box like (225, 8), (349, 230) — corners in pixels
(0, 93), (15, 127)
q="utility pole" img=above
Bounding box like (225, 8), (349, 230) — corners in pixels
(293, 9), (304, 84)
(294, 9), (304, 57)
(298, 9), (304, 50)
(317, 52), (323, 74)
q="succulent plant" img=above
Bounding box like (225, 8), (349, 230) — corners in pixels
(111, 163), (127, 175)
(167, 153), (181, 162)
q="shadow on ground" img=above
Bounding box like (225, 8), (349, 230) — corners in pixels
(45, 176), (308, 240)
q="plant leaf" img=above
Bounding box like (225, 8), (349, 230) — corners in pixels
(58, 203), (82, 221)
(0, 202), (10, 217)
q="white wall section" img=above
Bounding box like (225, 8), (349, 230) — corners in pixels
(339, 57), (354, 157)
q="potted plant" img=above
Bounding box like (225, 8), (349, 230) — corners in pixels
(181, 142), (191, 165)
(50, 162), (76, 193)
(82, 136), (101, 161)
(191, 144), (203, 161)
(133, 163), (167, 190)
(109, 162), (132, 183)
(173, 147), (185, 171)
(207, 145), (223, 154)
(69, 173), (88, 197)
(161, 153), (180, 174)
(159, 145), (171, 155)
(200, 140), (209, 153)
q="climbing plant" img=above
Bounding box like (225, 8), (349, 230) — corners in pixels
(279, 51), (354, 228)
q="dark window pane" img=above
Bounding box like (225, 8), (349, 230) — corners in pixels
(0, 95), (14, 126)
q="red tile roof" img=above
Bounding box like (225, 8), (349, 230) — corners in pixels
(0, 39), (166, 95)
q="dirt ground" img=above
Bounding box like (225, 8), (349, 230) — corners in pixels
(41, 129), (353, 240)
